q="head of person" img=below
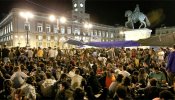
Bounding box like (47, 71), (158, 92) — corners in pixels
(116, 74), (124, 83)
(159, 90), (174, 100)
(60, 81), (69, 91)
(116, 85), (127, 99)
(13, 66), (20, 72)
(153, 66), (159, 73)
(75, 69), (80, 75)
(150, 78), (157, 86)
(73, 88), (85, 100)
(122, 77), (131, 86)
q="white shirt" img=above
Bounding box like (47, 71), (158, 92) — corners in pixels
(28, 50), (33, 58)
(71, 74), (83, 89)
(48, 49), (55, 58)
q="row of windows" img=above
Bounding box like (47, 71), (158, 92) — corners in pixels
(34, 23), (115, 38)
(0, 22), (13, 36)
(37, 36), (58, 41)
(0, 35), (13, 42)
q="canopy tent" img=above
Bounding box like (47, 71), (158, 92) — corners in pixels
(138, 33), (175, 46)
(65, 39), (84, 46)
(85, 41), (140, 48)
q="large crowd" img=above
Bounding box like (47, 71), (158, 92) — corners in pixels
(0, 44), (175, 100)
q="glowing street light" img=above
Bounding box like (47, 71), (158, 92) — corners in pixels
(19, 11), (34, 47)
(49, 15), (67, 33)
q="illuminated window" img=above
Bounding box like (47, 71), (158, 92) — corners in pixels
(61, 26), (65, 34)
(46, 24), (51, 33)
(67, 27), (71, 34)
(47, 36), (51, 41)
(37, 23), (43, 32)
(38, 35), (42, 41)
(54, 25), (58, 33)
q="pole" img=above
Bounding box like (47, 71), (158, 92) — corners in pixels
(25, 17), (29, 47)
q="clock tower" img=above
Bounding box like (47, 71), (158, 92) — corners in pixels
(72, 0), (90, 22)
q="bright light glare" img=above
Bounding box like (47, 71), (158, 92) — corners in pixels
(19, 11), (34, 18)
(15, 35), (18, 38)
(84, 23), (93, 29)
(49, 15), (56, 22)
(60, 17), (67, 24)
(26, 12), (34, 18)
(20, 36), (24, 38)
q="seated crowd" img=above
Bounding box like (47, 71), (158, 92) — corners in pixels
(0, 45), (174, 100)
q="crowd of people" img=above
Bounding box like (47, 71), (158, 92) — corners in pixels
(0, 44), (175, 100)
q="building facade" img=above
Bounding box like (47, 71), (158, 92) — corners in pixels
(155, 26), (175, 36)
(0, 0), (125, 48)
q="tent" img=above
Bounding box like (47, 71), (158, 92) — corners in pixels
(85, 41), (140, 48)
(65, 39), (84, 46)
(138, 33), (175, 46)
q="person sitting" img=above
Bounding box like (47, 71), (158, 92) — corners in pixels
(73, 88), (85, 100)
(55, 81), (73, 100)
(148, 66), (166, 87)
(144, 78), (160, 100)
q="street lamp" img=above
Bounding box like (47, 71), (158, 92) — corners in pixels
(49, 15), (67, 33)
(19, 11), (34, 47)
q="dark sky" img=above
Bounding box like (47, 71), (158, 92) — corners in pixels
(0, 0), (175, 30)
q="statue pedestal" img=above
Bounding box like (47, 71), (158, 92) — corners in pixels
(123, 28), (152, 41)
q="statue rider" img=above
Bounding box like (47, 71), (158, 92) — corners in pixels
(134, 4), (140, 13)
(133, 4), (140, 23)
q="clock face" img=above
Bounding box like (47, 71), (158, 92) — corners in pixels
(74, 3), (77, 7)
(80, 3), (84, 7)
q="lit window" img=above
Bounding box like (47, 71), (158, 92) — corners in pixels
(111, 33), (114, 38)
(47, 36), (51, 41)
(38, 35), (42, 41)
(37, 23), (43, 32)
(67, 27), (71, 34)
(11, 22), (13, 32)
(46, 25), (51, 33)
(47, 43), (50, 47)
(54, 37), (58, 41)
(98, 31), (101, 37)
(61, 26), (65, 34)
(54, 25), (58, 33)
(75, 8), (78, 11)
(106, 32), (108, 37)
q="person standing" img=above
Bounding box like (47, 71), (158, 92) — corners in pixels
(167, 44), (175, 85)
(1, 45), (10, 64)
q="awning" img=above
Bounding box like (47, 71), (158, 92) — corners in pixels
(85, 41), (140, 47)
(65, 39), (84, 46)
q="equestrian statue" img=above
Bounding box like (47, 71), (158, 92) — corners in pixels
(125, 4), (150, 29)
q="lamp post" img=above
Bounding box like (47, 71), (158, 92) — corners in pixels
(19, 11), (34, 47)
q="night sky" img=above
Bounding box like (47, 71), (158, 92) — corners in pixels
(0, 0), (175, 31)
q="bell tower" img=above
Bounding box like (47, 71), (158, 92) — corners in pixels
(72, 0), (90, 22)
